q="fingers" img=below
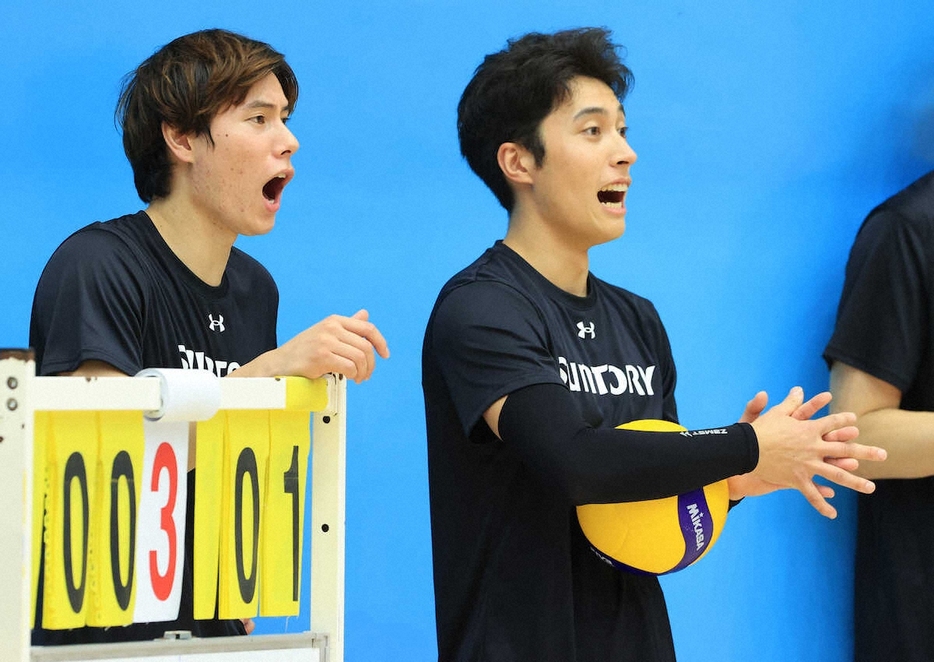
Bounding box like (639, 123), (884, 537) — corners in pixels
(825, 457), (859, 472)
(328, 342), (374, 384)
(808, 442), (882, 495)
(336, 313), (392, 381)
(739, 391), (768, 424)
(318, 312), (391, 382)
(348, 309), (391, 360)
(813, 460), (876, 495)
(785, 445), (880, 516)
(279, 312), (391, 383)
(798, 479), (838, 519)
(816, 411), (858, 437)
(242, 617), (255, 635)
(821, 425), (860, 443)
(796, 477), (839, 518)
(747, 388), (881, 517)
(770, 386), (805, 416)
(792, 391), (832, 421)
(824, 439), (886, 462)
(333, 321), (379, 383)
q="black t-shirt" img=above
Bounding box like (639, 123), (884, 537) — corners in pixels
(29, 211), (278, 643)
(30, 211), (277, 377)
(824, 170), (934, 662)
(423, 242), (683, 662)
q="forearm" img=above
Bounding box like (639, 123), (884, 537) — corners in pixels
(847, 408), (934, 479)
(829, 361), (934, 479)
(497, 383), (758, 505)
(226, 348), (284, 378)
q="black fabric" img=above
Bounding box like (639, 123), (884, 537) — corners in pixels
(30, 211), (276, 644)
(422, 242), (759, 662)
(30, 211), (278, 377)
(823, 169), (934, 662)
(499, 383), (756, 505)
(429, 251), (678, 437)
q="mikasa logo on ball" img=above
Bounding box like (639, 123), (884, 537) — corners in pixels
(686, 502), (706, 551)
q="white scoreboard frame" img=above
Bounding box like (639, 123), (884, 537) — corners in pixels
(0, 350), (346, 662)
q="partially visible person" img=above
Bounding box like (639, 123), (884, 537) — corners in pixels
(825, 170), (934, 662)
(423, 27), (885, 662)
(30, 28), (389, 644)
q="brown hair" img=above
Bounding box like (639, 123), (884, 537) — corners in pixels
(116, 29), (299, 202)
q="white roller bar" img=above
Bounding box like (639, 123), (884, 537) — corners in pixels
(29, 372), (340, 417)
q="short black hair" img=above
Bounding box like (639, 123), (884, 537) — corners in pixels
(457, 27), (633, 212)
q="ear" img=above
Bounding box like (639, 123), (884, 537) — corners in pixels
(161, 122), (197, 165)
(496, 141), (536, 187)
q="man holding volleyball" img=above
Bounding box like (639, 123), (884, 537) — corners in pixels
(30, 29), (389, 644)
(422, 28), (885, 661)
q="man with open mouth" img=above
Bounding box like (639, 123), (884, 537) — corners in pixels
(30, 28), (389, 645)
(421, 27), (885, 661)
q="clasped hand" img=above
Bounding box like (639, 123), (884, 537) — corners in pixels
(728, 387), (886, 519)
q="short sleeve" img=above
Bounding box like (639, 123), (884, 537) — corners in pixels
(649, 303), (679, 424)
(29, 229), (146, 376)
(825, 209), (930, 392)
(428, 281), (566, 436)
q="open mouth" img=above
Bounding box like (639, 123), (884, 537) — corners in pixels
(597, 184), (628, 209)
(263, 174), (288, 203)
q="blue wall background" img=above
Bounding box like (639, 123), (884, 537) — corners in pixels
(4, 2), (934, 660)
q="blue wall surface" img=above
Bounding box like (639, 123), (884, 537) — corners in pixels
(4, 2), (934, 660)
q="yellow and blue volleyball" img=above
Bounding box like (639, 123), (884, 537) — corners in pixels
(576, 419), (730, 575)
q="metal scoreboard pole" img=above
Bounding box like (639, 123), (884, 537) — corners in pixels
(0, 350), (36, 662)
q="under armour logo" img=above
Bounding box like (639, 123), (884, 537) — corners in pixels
(577, 321), (595, 339)
(208, 314), (226, 333)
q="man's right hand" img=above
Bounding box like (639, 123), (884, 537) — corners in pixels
(233, 309), (390, 383)
(745, 387), (886, 519)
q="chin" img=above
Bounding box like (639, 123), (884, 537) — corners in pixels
(600, 220), (626, 244)
(249, 215), (277, 236)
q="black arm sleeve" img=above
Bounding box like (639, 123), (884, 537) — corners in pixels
(497, 382), (759, 505)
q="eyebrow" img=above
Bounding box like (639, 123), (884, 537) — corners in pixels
(244, 99), (292, 114)
(572, 104), (625, 121)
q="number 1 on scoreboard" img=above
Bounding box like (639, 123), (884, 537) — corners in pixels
(260, 410), (311, 616)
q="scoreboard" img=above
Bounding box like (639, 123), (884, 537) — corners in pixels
(0, 351), (346, 662)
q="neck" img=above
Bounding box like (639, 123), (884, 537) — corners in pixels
(503, 207), (590, 297)
(146, 193), (235, 287)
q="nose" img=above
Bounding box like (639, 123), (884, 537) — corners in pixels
(280, 122), (300, 156)
(616, 134), (636, 166)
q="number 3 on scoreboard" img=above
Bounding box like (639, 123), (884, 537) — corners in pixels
(134, 421), (188, 623)
(149, 442), (178, 601)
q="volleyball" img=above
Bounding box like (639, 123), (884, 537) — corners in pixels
(576, 419), (730, 575)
